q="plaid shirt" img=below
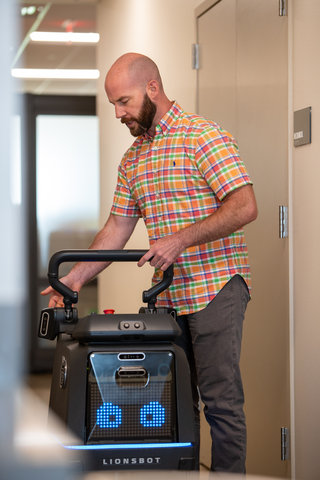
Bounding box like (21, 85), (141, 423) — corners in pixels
(111, 102), (252, 315)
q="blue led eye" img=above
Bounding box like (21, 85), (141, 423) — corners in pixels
(96, 402), (122, 428)
(140, 401), (165, 427)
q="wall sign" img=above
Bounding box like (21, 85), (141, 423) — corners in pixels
(294, 107), (311, 147)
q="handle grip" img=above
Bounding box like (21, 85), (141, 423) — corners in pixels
(47, 249), (174, 309)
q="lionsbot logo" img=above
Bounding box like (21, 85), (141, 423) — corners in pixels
(103, 456), (161, 466)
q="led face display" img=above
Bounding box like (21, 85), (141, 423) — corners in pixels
(96, 401), (166, 429)
(86, 352), (176, 444)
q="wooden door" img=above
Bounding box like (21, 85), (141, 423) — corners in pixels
(197, 0), (290, 476)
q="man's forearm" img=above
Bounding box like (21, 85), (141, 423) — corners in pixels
(178, 184), (258, 250)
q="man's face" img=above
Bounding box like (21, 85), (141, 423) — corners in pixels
(105, 72), (157, 137)
(121, 93), (157, 137)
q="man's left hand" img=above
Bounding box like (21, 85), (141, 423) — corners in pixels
(138, 233), (184, 271)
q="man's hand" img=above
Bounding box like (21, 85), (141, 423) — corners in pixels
(41, 275), (81, 308)
(138, 232), (185, 271)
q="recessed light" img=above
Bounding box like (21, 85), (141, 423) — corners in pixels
(30, 32), (100, 43)
(11, 69), (100, 80)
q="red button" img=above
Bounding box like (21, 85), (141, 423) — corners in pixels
(103, 309), (115, 314)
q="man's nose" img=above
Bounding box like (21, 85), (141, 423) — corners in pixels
(115, 105), (125, 119)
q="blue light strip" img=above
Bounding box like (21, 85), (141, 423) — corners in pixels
(54, 438), (192, 451)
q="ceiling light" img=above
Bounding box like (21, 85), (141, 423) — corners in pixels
(30, 32), (100, 43)
(21, 6), (37, 16)
(11, 69), (100, 80)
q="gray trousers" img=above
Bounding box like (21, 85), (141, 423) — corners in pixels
(174, 274), (249, 472)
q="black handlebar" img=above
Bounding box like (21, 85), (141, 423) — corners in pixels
(47, 249), (174, 310)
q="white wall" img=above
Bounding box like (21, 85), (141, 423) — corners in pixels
(291, 1), (320, 479)
(96, 0), (197, 313)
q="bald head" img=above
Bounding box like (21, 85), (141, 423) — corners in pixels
(105, 53), (163, 94)
(105, 53), (172, 137)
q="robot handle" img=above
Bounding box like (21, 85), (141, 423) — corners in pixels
(47, 249), (174, 311)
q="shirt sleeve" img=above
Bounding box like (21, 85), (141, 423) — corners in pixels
(195, 126), (252, 201)
(111, 160), (142, 218)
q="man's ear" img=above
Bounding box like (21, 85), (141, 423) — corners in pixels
(147, 80), (159, 100)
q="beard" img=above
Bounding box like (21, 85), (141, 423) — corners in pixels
(122, 94), (157, 137)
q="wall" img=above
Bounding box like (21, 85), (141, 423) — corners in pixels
(96, 0), (197, 313)
(291, 0), (320, 478)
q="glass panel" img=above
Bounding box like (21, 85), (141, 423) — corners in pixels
(36, 115), (99, 277)
(86, 351), (176, 444)
(36, 114), (99, 341)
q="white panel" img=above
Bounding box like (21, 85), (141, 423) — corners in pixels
(36, 115), (99, 276)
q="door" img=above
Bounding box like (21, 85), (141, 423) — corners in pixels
(25, 95), (100, 372)
(197, 0), (290, 477)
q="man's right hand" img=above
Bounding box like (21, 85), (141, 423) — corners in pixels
(41, 275), (80, 308)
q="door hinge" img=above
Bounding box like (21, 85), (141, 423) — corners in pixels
(279, 0), (287, 16)
(279, 206), (288, 238)
(281, 427), (290, 460)
(192, 44), (199, 70)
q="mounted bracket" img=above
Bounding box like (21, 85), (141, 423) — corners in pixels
(281, 427), (290, 460)
(279, 0), (287, 16)
(279, 206), (288, 239)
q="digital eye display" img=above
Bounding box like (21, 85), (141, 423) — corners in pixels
(140, 401), (165, 428)
(95, 401), (166, 430)
(96, 402), (122, 429)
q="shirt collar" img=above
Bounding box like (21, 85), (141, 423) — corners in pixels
(142, 101), (182, 140)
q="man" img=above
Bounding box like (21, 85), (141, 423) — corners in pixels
(42, 52), (258, 472)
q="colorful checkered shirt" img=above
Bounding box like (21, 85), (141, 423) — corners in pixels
(111, 102), (252, 315)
